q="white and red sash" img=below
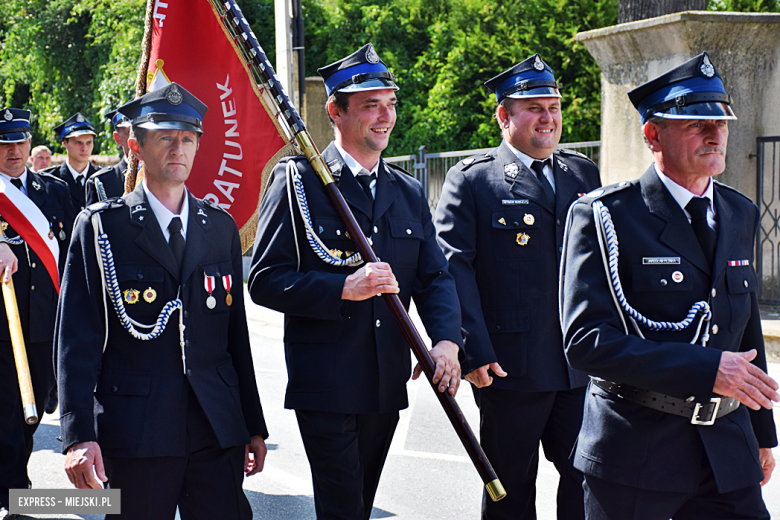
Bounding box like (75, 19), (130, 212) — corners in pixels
(0, 177), (60, 292)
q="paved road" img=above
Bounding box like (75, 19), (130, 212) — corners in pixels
(20, 291), (780, 519)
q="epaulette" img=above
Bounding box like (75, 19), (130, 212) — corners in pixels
(557, 148), (597, 165)
(713, 180), (753, 204)
(85, 197), (125, 214)
(384, 160), (413, 177)
(37, 165), (59, 175)
(36, 171), (68, 186)
(459, 154), (493, 170)
(278, 154), (307, 164)
(202, 198), (230, 216)
(579, 180), (633, 203)
(90, 165), (115, 178)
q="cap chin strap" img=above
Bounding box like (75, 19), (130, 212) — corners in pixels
(331, 71), (396, 94)
(497, 79), (562, 102)
(642, 92), (732, 122)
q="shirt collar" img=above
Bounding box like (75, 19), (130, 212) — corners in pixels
(142, 179), (189, 240)
(334, 142), (380, 177)
(65, 158), (89, 180)
(654, 163), (715, 216)
(505, 141), (553, 171)
(0, 169), (28, 194)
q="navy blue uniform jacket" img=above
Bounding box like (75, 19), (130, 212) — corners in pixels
(85, 157), (127, 206)
(248, 143), (463, 414)
(561, 167), (778, 494)
(435, 141), (600, 391)
(42, 161), (100, 211)
(57, 185), (267, 457)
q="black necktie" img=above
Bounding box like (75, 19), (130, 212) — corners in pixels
(10, 178), (23, 192)
(75, 174), (84, 186)
(531, 160), (555, 206)
(357, 171), (376, 213)
(168, 217), (185, 273)
(686, 197), (716, 264)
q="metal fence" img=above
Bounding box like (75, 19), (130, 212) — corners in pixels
(756, 136), (780, 304)
(385, 141), (600, 211)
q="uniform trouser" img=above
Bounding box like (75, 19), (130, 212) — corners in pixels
(473, 385), (586, 520)
(0, 340), (53, 508)
(583, 462), (770, 519)
(295, 410), (399, 520)
(103, 387), (251, 520)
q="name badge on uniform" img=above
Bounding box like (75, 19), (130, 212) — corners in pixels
(642, 257), (680, 265)
(204, 273), (217, 309)
(502, 199), (529, 205)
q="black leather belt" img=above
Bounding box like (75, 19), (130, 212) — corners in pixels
(591, 378), (740, 426)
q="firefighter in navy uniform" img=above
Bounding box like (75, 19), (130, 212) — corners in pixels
(0, 108), (75, 520)
(85, 108), (131, 205)
(44, 113), (100, 210)
(434, 54), (601, 520)
(57, 83), (268, 520)
(561, 53), (778, 519)
(248, 44), (462, 520)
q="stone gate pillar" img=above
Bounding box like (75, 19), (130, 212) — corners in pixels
(576, 11), (780, 197)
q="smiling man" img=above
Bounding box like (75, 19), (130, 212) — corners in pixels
(434, 55), (601, 520)
(46, 113), (100, 210)
(249, 44), (463, 520)
(561, 53), (778, 519)
(57, 84), (268, 519)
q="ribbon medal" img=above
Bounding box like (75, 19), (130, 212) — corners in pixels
(59, 222), (66, 241)
(48, 223), (55, 240)
(223, 274), (233, 307)
(204, 273), (217, 309)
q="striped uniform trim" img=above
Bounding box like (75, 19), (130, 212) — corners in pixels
(727, 260), (749, 267)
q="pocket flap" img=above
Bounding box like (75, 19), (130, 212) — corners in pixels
(115, 263), (165, 283)
(201, 260), (234, 278)
(484, 307), (530, 333)
(388, 218), (424, 239)
(96, 370), (151, 396)
(726, 266), (755, 294)
(491, 209), (540, 229)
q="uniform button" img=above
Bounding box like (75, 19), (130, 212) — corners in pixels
(373, 226), (379, 234)
(712, 324), (719, 334)
(184, 310), (189, 318)
(30, 285), (35, 291)
(216, 271), (221, 277)
(112, 386), (118, 393)
(375, 320), (381, 327)
(558, 247), (562, 253)
(556, 219), (561, 226)
(185, 340), (190, 347)
(495, 325), (501, 331)
(31, 262), (36, 268)
(406, 229), (412, 235)
(336, 230), (342, 236)
(711, 288), (716, 298)
(513, 221), (519, 226)
(660, 279), (667, 286)
(187, 369), (192, 376)
(743, 280), (748, 288)
(137, 273), (143, 280)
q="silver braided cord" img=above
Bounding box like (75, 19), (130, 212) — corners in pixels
(0, 215), (25, 246)
(593, 200), (711, 346)
(287, 160), (365, 267)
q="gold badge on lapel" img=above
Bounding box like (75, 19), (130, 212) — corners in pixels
(523, 214), (535, 225)
(123, 289), (140, 304)
(143, 287), (157, 303)
(1, 221), (7, 231)
(516, 233), (530, 246)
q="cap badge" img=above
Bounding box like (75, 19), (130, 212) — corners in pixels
(366, 44), (380, 65)
(700, 54), (715, 78)
(166, 84), (183, 106)
(533, 55), (545, 72)
(3, 111), (12, 121)
(76, 114), (85, 123)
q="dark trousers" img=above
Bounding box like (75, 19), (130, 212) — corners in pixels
(0, 341), (52, 507)
(295, 410), (399, 520)
(473, 385), (586, 520)
(104, 388), (251, 520)
(584, 464), (770, 520)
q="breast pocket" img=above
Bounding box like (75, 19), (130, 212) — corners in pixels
(313, 217), (360, 264)
(726, 266), (756, 333)
(491, 209), (541, 261)
(388, 218), (423, 268)
(115, 263), (166, 322)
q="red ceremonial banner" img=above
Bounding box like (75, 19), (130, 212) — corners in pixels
(146, 0), (292, 251)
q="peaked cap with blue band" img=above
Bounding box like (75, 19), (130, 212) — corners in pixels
(118, 83), (207, 134)
(0, 108), (32, 143)
(484, 54), (562, 103)
(318, 43), (399, 97)
(628, 52), (736, 124)
(53, 112), (97, 142)
(105, 106), (132, 130)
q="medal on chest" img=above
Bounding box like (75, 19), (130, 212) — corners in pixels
(204, 273), (217, 309)
(223, 274), (233, 306)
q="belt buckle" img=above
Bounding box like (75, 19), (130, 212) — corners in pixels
(691, 397), (721, 426)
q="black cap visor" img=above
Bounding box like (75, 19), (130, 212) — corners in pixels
(651, 102), (736, 121)
(0, 130), (32, 143)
